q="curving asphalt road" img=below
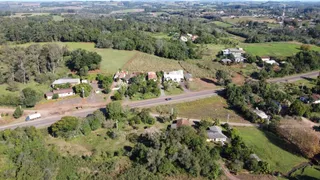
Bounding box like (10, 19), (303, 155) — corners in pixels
(0, 89), (223, 130)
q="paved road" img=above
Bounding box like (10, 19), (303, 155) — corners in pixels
(267, 71), (319, 83)
(0, 89), (223, 130)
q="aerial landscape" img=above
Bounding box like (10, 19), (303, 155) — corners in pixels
(0, 0), (320, 179)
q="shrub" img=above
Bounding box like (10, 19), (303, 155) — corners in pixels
(52, 94), (59, 99)
(13, 106), (23, 119)
(50, 116), (80, 138)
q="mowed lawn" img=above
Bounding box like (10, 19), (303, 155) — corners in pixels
(241, 42), (320, 57)
(16, 42), (136, 74)
(237, 127), (308, 173)
(153, 96), (247, 123)
(291, 165), (320, 179)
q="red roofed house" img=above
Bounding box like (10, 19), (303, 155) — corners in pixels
(171, 119), (193, 129)
(148, 72), (157, 81)
(45, 88), (75, 100)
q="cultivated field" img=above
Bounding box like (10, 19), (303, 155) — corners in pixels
(123, 52), (182, 72)
(241, 42), (320, 57)
(237, 127), (308, 173)
(153, 96), (247, 123)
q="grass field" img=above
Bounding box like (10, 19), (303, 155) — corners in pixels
(222, 16), (277, 24)
(291, 165), (320, 179)
(123, 52), (182, 72)
(16, 42), (136, 74)
(241, 42), (320, 57)
(52, 15), (64, 21)
(237, 127), (308, 173)
(0, 81), (50, 96)
(152, 96), (247, 123)
(213, 21), (233, 28)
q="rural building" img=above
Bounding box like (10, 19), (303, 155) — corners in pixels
(261, 56), (270, 62)
(312, 94), (320, 104)
(171, 119), (193, 129)
(164, 70), (184, 82)
(184, 73), (193, 81)
(250, 154), (261, 162)
(114, 70), (128, 80)
(45, 88), (75, 100)
(148, 72), (157, 81)
(222, 48), (245, 63)
(265, 60), (279, 66)
(221, 59), (232, 64)
(222, 48), (245, 56)
(51, 78), (80, 87)
(253, 108), (269, 120)
(206, 126), (227, 143)
(123, 72), (142, 84)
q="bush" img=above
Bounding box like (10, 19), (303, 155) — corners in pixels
(52, 93), (59, 99)
(50, 116), (80, 138)
(73, 83), (92, 97)
(13, 106), (23, 119)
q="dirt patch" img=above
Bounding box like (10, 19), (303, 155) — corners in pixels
(232, 73), (245, 85)
(46, 137), (92, 156)
(188, 78), (219, 91)
(236, 173), (276, 180)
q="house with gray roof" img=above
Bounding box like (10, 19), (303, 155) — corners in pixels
(51, 78), (80, 87)
(206, 126), (227, 143)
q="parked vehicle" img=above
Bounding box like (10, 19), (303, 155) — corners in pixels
(165, 98), (172, 101)
(25, 113), (41, 121)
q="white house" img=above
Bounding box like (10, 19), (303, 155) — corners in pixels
(164, 70), (184, 82)
(253, 108), (269, 120)
(261, 56), (270, 62)
(45, 88), (75, 100)
(206, 126), (227, 143)
(51, 78), (80, 87)
(265, 60), (279, 66)
(222, 48), (244, 56)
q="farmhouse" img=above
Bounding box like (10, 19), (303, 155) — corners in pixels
(114, 70), (128, 80)
(164, 70), (184, 82)
(265, 60), (279, 66)
(206, 126), (227, 143)
(45, 88), (75, 100)
(51, 78), (80, 87)
(222, 48), (245, 56)
(221, 59), (232, 64)
(253, 108), (269, 120)
(171, 119), (193, 129)
(148, 72), (157, 81)
(261, 56), (270, 62)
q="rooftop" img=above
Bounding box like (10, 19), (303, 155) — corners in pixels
(253, 108), (269, 119)
(52, 78), (80, 85)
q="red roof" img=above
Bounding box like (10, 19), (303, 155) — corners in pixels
(176, 119), (191, 128)
(148, 72), (157, 80)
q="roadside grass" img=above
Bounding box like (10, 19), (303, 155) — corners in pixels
(237, 127), (308, 174)
(164, 87), (184, 95)
(15, 42), (136, 74)
(123, 52), (182, 72)
(291, 78), (316, 88)
(290, 165), (320, 179)
(241, 42), (320, 57)
(152, 96), (247, 123)
(186, 78), (219, 91)
(213, 21), (233, 28)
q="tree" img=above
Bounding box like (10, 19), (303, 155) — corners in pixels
(73, 83), (92, 97)
(52, 94), (59, 99)
(79, 66), (89, 77)
(106, 102), (123, 121)
(67, 49), (102, 72)
(21, 88), (40, 107)
(289, 100), (307, 116)
(13, 106), (23, 119)
(216, 70), (230, 86)
(50, 116), (80, 138)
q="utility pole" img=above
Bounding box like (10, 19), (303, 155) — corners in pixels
(227, 113), (230, 123)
